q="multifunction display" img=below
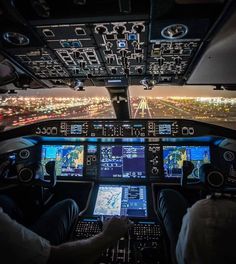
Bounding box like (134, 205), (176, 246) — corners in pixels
(100, 145), (146, 178)
(163, 146), (210, 178)
(93, 185), (147, 217)
(41, 145), (84, 177)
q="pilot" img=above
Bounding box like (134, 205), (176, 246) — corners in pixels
(0, 194), (130, 264)
(158, 189), (236, 264)
(0, 157), (131, 263)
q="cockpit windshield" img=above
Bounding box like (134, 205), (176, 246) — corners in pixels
(130, 85), (236, 130)
(0, 87), (115, 131)
(1, 85), (236, 131)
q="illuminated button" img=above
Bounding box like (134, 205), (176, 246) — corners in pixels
(151, 167), (159, 175)
(51, 127), (57, 135)
(182, 127), (188, 135)
(117, 40), (126, 49)
(189, 127), (195, 135)
(35, 127), (41, 134)
(128, 33), (137, 41)
(42, 29), (54, 37)
(75, 28), (85, 35)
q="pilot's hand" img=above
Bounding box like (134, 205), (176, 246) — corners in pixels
(102, 216), (132, 243)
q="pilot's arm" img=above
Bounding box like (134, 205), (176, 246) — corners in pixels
(0, 207), (50, 264)
(48, 216), (130, 264)
(0, 208), (130, 264)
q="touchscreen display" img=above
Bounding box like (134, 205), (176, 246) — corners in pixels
(100, 145), (146, 178)
(41, 145), (84, 177)
(163, 146), (210, 178)
(93, 185), (147, 217)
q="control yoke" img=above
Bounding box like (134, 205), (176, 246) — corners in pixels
(181, 161), (236, 194)
(0, 159), (56, 188)
(181, 160), (194, 187)
(36, 161), (57, 188)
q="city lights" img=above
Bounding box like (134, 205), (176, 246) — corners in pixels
(0, 96), (115, 131)
(131, 97), (236, 130)
(0, 96), (236, 131)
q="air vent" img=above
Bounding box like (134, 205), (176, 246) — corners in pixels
(3, 32), (30, 46)
(18, 168), (33, 183)
(19, 149), (30, 159)
(223, 151), (235, 162)
(161, 24), (188, 39)
(207, 171), (224, 188)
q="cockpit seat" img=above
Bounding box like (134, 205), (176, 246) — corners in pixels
(157, 189), (188, 264)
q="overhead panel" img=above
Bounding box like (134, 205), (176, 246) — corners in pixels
(0, 0), (227, 86)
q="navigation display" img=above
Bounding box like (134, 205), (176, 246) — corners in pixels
(163, 146), (210, 178)
(93, 185), (147, 217)
(41, 145), (84, 177)
(100, 145), (146, 178)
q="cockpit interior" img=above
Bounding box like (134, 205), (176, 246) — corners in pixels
(0, 0), (236, 263)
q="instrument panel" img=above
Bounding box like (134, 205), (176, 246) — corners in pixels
(0, 119), (235, 185)
(32, 119), (208, 138)
(3, 118), (228, 140)
(40, 142), (212, 182)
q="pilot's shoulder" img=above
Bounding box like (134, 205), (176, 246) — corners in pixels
(188, 197), (236, 221)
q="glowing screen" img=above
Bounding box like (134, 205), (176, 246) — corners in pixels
(100, 145), (146, 178)
(93, 185), (147, 217)
(41, 145), (84, 177)
(163, 146), (210, 178)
